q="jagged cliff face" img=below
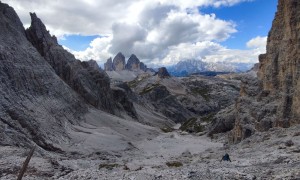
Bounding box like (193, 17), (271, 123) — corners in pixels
(104, 57), (113, 71)
(258, 0), (300, 124)
(25, 13), (118, 115)
(229, 0), (300, 143)
(0, 3), (87, 150)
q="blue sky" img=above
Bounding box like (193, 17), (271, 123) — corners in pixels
(60, 35), (100, 51)
(4, 0), (279, 66)
(200, 0), (278, 49)
(58, 0), (278, 52)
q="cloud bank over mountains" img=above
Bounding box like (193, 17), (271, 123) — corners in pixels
(3, 0), (264, 66)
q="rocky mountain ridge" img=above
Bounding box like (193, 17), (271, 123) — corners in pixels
(0, 1), (144, 152)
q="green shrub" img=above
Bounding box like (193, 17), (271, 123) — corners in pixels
(201, 113), (215, 123)
(161, 127), (174, 133)
(180, 117), (204, 133)
(229, 84), (240, 91)
(99, 163), (120, 170)
(191, 87), (210, 101)
(139, 83), (160, 95)
(166, 161), (183, 167)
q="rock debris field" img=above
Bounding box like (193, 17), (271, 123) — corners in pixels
(1, 124), (300, 180)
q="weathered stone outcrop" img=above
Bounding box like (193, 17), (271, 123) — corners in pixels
(104, 57), (113, 71)
(25, 13), (118, 115)
(230, 0), (300, 143)
(112, 52), (125, 71)
(142, 85), (192, 123)
(112, 85), (138, 119)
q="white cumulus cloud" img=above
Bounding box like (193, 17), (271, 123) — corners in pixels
(2, 0), (263, 66)
(246, 36), (267, 49)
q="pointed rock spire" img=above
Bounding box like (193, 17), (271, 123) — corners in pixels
(126, 54), (140, 71)
(113, 52), (125, 71)
(25, 12), (58, 56)
(104, 57), (113, 71)
(157, 67), (170, 78)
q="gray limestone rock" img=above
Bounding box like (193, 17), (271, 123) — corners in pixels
(0, 2), (140, 151)
(126, 54), (140, 71)
(104, 57), (114, 71)
(139, 62), (147, 72)
(0, 2), (87, 150)
(25, 12), (119, 115)
(230, 0), (300, 143)
(113, 52), (126, 71)
(157, 67), (170, 78)
(142, 85), (192, 123)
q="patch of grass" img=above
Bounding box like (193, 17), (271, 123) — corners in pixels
(127, 80), (139, 88)
(166, 161), (183, 167)
(180, 117), (197, 131)
(201, 113), (215, 123)
(99, 163), (120, 170)
(229, 84), (240, 91)
(139, 83), (160, 95)
(191, 87), (210, 101)
(160, 127), (174, 133)
(180, 117), (204, 133)
(127, 75), (150, 88)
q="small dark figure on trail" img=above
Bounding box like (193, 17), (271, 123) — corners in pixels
(220, 153), (231, 162)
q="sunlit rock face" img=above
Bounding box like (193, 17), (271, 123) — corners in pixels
(112, 52), (126, 71)
(230, 0), (300, 143)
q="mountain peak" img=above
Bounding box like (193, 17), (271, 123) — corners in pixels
(113, 52), (126, 71)
(126, 54), (141, 71)
(27, 12), (58, 46)
(104, 57), (113, 71)
(157, 67), (170, 78)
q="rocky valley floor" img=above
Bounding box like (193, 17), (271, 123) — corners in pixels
(1, 123), (300, 180)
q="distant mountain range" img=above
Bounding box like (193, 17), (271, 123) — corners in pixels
(167, 59), (254, 77)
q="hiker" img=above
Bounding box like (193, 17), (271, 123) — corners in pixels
(220, 153), (231, 162)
